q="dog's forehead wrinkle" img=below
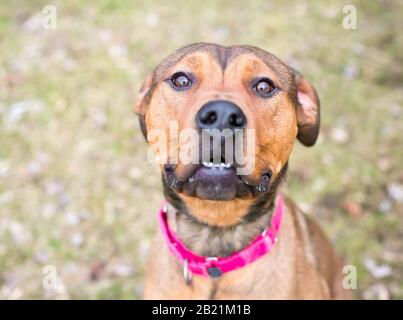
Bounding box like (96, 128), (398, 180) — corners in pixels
(230, 45), (294, 87)
(151, 43), (293, 90)
(152, 43), (245, 76)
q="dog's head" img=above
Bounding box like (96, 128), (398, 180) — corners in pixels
(135, 43), (320, 226)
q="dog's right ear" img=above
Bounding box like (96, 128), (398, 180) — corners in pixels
(134, 74), (153, 116)
(134, 75), (153, 140)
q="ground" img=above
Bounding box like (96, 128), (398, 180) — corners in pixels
(0, 0), (402, 299)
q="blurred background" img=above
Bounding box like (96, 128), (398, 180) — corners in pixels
(0, 0), (402, 299)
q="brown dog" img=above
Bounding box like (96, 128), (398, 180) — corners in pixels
(135, 43), (349, 299)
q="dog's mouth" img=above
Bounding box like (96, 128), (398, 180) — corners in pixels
(164, 158), (272, 201)
(188, 160), (239, 200)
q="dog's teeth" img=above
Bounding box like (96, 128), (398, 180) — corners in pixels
(203, 162), (233, 168)
(203, 162), (214, 167)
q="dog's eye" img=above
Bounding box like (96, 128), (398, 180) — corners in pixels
(253, 78), (275, 97)
(171, 72), (192, 89)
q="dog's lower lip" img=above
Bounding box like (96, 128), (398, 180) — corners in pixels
(182, 165), (238, 200)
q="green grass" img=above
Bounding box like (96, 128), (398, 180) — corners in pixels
(0, 0), (402, 299)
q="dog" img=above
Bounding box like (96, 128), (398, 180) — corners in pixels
(134, 43), (349, 299)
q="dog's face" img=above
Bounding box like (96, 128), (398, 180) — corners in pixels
(135, 43), (320, 226)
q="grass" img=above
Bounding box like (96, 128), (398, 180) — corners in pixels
(0, 0), (402, 299)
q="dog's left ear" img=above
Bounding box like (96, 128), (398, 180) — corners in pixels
(291, 69), (320, 147)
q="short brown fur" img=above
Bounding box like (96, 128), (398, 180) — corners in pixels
(135, 43), (350, 299)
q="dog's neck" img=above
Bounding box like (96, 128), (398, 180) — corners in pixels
(167, 199), (276, 257)
(162, 163), (287, 257)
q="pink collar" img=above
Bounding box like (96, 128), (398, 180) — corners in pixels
(158, 193), (283, 279)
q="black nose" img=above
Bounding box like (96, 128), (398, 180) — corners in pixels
(196, 100), (247, 131)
